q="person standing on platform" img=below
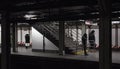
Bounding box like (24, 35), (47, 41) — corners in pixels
(25, 34), (30, 49)
(82, 33), (88, 56)
(89, 30), (96, 52)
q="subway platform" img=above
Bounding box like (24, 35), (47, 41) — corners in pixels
(0, 47), (120, 69)
(0, 47), (120, 63)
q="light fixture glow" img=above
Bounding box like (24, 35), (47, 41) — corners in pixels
(31, 17), (37, 20)
(79, 20), (85, 22)
(112, 21), (120, 24)
(24, 14), (36, 19)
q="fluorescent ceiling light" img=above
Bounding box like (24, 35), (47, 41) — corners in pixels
(24, 14), (36, 18)
(112, 21), (120, 24)
(79, 20), (85, 22)
(31, 17), (37, 20)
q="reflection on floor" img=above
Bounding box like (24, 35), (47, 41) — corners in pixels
(0, 47), (120, 64)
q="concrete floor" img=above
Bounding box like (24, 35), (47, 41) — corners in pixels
(0, 47), (120, 64)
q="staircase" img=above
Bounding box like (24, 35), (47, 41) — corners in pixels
(32, 23), (59, 47)
(31, 22), (82, 54)
(65, 24), (83, 54)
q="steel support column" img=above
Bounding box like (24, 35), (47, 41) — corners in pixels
(43, 35), (45, 52)
(28, 27), (31, 35)
(43, 24), (45, 52)
(115, 24), (118, 47)
(12, 23), (18, 52)
(20, 26), (22, 45)
(76, 23), (79, 53)
(68, 25), (70, 37)
(98, 0), (111, 69)
(28, 27), (31, 47)
(1, 12), (11, 69)
(59, 21), (65, 55)
(81, 22), (86, 35)
(70, 26), (73, 37)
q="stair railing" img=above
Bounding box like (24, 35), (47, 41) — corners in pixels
(42, 23), (59, 40)
(65, 24), (82, 45)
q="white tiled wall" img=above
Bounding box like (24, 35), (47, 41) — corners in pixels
(65, 28), (120, 46)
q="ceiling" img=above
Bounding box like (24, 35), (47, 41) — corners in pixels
(0, 0), (119, 23)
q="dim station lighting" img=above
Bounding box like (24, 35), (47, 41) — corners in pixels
(31, 17), (37, 20)
(112, 21), (120, 24)
(24, 14), (36, 19)
(79, 19), (85, 22)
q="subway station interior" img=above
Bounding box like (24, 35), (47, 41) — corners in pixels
(0, 0), (119, 69)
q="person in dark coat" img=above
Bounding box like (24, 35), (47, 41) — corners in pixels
(25, 34), (30, 49)
(89, 30), (95, 50)
(82, 33), (88, 56)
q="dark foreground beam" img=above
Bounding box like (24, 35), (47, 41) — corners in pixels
(98, 0), (112, 69)
(12, 23), (18, 52)
(10, 0), (97, 12)
(1, 12), (11, 69)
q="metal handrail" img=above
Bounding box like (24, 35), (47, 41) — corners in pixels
(46, 24), (59, 33)
(41, 25), (59, 40)
(44, 24), (59, 34)
(44, 25), (57, 34)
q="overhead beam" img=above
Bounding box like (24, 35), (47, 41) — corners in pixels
(10, 14), (99, 23)
(7, 0), (97, 12)
(10, 11), (120, 23)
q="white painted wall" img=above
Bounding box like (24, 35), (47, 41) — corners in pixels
(32, 27), (58, 50)
(112, 29), (115, 46)
(118, 29), (120, 46)
(45, 38), (58, 50)
(65, 28), (120, 46)
(17, 29), (32, 43)
(32, 27), (43, 49)
(17, 30), (21, 43)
